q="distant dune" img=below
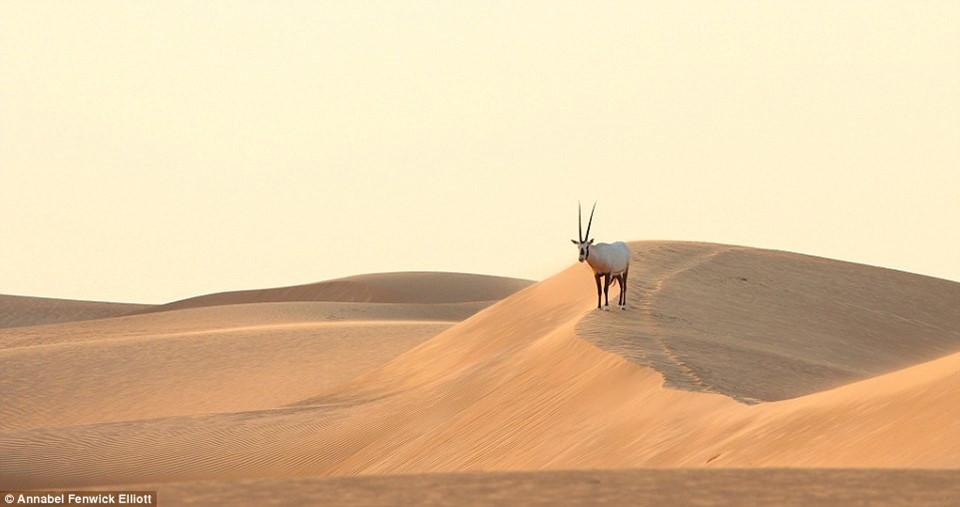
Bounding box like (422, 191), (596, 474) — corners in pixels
(0, 294), (153, 329)
(0, 272), (530, 434)
(0, 301), (490, 350)
(140, 272), (535, 313)
(0, 271), (530, 332)
(3, 242), (960, 497)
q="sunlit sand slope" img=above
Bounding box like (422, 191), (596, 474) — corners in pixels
(3, 242), (960, 489)
(578, 242), (960, 401)
(142, 272), (534, 313)
(0, 296), (492, 431)
(0, 317), (449, 432)
(0, 294), (152, 329)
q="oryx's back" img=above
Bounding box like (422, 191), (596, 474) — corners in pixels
(590, 241), (631, 274)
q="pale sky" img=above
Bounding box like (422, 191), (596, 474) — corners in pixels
(2, 1), (958, 303)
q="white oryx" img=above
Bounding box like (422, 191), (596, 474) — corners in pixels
(571, 202), (631, 310)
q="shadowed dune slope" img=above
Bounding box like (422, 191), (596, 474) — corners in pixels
(5, 243), (960, 489)
(141, 272), (534, 313)
(578, 241), (960, 402)
(0, 294), (153, 329)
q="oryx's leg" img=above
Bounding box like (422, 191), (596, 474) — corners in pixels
(610, 275), (619, 307)
(594, 273), (603, 309)
(617, 273), (626, 310)
(603, 273), (611, 310)
(620, 269), (628, 309)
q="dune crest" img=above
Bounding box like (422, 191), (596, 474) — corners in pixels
(141, 272), (534, 313)
(0, 294), (152, 329)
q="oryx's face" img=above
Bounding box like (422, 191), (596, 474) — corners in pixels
(572, 201), (597, 263)
(571, 238), (595, 262)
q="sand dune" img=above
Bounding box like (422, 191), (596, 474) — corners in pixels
(2, 242), (960, 491)
(577, 242), (960, 402)
(0, 318), (450, 432)
(0, 294), (152, 329)
(0, 272), (523, 435)
(0, 270), (522, 334)
(0, 300), (488, 350)
(141, 272), (534, 313)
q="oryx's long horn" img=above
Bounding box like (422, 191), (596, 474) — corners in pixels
(585, 201), (596, 240)
(578, 201), (583, 242)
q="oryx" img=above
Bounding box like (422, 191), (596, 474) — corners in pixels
(571, 202), (631, 310)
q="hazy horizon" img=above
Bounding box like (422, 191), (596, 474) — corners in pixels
(3, 1), (958, 304)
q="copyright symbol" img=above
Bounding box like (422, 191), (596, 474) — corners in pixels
(4, 494), (14, 504)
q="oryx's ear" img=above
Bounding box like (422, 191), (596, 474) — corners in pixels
(588, 239), (594, 245)
(571, 239), (579, 244)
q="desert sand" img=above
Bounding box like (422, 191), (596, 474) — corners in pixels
(0, 294), (153, 329)
(146, 469), (960, 507)
(2, 243), (959, 504)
